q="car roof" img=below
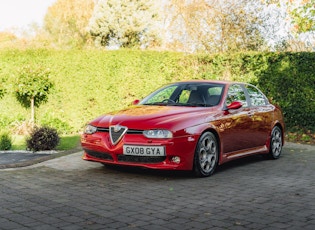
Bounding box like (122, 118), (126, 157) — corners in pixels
(172, 80), (238, 86)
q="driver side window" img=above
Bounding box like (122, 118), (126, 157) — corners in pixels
(146, 86), (177, 104)
(226, 84), (248, 107)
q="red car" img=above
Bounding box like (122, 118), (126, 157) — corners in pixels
(81, 80), (285, 177)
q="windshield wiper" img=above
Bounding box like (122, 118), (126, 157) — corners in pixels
(143, 100), (177, 106)
(185, 103), (209, 107)
(142, 102), (161, 106)
(143, 102), (210, 107)
(142, 102), (171, 106)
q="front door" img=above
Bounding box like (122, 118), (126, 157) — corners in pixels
(218, 84), (255, 154)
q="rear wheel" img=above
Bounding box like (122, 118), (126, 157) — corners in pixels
(268, 126), (283, 159)
(193, 132), (219, 177)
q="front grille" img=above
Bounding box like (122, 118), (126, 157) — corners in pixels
(126, 130), (143, 134)
(118, 155), (166, 163)
(96, 126), (144, 145)
(97, 127), (143, 135)
(109, 126), (128, 145)
(85, 149), (113, 161)
(97, 127), (109, 132)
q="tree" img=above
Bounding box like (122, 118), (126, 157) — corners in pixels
(44, 0), (95, 48)
(88, 0), (160, 48)
(264, 0), (315, 33)
(289, 0), (315, 33)
(15, 65), (54, 125)
(162, 0), (267, 53)
(258, 0), (315, 51)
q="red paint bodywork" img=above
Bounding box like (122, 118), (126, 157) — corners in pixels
(81, 80), (285, 171)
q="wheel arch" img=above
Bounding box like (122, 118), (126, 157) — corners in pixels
(266, 122), (285, 153)
(193, 127), (221, 177)
(198, 127), (222, 164)
(273, 121), (285, 146)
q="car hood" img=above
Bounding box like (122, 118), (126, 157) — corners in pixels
(90, 105), (219, 130)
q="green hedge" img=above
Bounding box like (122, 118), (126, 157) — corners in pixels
(256, 52), (315, 130)
(196, 52), (315, 131)
(0, 49), (314, 134)
(0, 49), (186, 134)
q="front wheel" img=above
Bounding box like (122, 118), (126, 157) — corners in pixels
(193, 132), (219, 177)
(268, 126), (283, 159)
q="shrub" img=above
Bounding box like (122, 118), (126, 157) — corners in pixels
(0, 132), (12, 150)
(26, 126), (60, 151)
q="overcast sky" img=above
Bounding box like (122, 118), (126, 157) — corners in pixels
(0, 0), (56, 31)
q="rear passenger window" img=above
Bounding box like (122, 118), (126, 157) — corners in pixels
(246, 85), (267, 106)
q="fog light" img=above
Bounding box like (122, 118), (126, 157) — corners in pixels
(171, 156), (181, 164)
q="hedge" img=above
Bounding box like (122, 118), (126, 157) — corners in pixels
(256, 52), (315, 130)
(0, 49), (314, 134)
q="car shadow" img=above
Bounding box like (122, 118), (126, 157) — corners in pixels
(97, 154), (267, 179)
(216, 154), (266, 174)
(100, 163), (194, 179)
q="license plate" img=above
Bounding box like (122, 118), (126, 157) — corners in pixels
(123, 145), (165, 156)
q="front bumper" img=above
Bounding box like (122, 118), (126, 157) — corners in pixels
(81, 133), (197, 171)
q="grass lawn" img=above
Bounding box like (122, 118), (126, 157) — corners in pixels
(8, 132), (315, 151)
(11, 134), (81, 151)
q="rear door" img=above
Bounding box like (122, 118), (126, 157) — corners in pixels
(243, 84), (274, 147)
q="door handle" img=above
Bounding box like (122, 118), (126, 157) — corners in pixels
(247, 111), (255, 117)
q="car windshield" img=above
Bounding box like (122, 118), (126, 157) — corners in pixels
(140, 83), (225, 107)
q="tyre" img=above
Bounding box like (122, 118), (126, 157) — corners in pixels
(268, 126), (283, 159)
(193, 132), (219, 177)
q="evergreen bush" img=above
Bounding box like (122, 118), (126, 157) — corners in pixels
(26, 126), (60, 151)
(0, 132), (12, 150)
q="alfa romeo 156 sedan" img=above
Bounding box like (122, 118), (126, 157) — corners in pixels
(81, 80), (285, 177)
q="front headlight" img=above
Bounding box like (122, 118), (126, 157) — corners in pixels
(143, 129), (173, 139)
(84, 124), (97, 134)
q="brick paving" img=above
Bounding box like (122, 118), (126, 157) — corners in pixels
(0, 143), (314, 229)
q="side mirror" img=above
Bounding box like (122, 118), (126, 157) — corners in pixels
(132, 99), (140, 105)
(226, 101), (242, 110)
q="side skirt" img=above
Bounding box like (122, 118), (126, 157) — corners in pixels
(220, 146), (268, 164)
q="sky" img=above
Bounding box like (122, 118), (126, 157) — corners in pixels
(0, 0), (56, 32)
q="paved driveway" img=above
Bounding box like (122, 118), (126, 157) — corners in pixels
(0, 143), (314, 230)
